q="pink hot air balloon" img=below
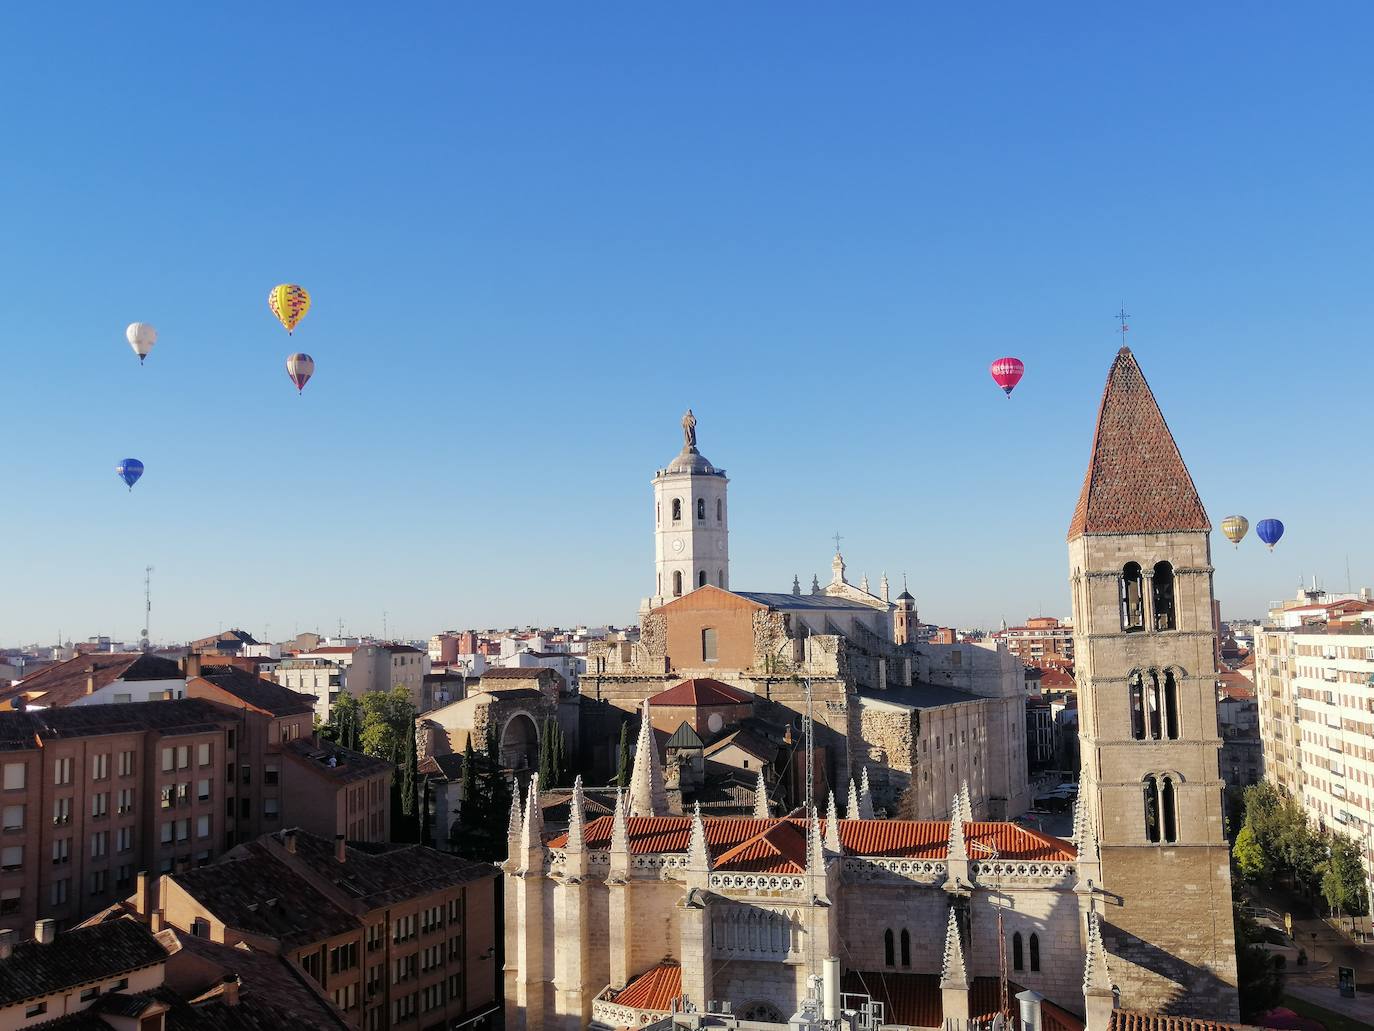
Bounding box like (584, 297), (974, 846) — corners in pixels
(990, 357), (1025, 398)
(286, 353), (315, 394)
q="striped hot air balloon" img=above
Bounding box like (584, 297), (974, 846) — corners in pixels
(1220, 515), (1249, 548)
(286, 353), (315, 394)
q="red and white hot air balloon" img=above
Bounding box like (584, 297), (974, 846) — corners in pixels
(989, 357), (1025, 398)
(285, 353), (315, 394)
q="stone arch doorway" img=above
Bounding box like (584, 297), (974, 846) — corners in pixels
(500, 712), (540, 771)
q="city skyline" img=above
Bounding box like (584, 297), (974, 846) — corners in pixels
(3, 6), (1372, 642)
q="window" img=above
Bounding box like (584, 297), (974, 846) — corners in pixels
(884, 928), (895, 966)
(53, 798), (71, 826)
(716, 498), (723, 522)
(161, 822), (174, 845)
(112, 693), (132, 704)
(92, 753), (109, 780)
(53, 838), (69, 864)
(1128, 672), (1146, 740)
(191, 917), (210, 938)
(330, 941), (359, 973)
(89, 869), (106, 895)
(1161, 777), (1178, 842)
(0, 846), (22, 871)
(91, 831), (108, 857)
(161, 786), (174, 810)
(25, 1002), (46, 1019)
(1121, 562), (1145, 631)
(176, 818), (190, 842)
(265, 764), (279, 786)
(1164, 670), (1180, 740)
(671, 498), (682, 522)
(392, 953), (418, 984)
(696, 497), (705, 521)
(702, 627), (718, 663)
(673, 571), (683, 597)
(697, 569), (707, 588)
(177, 782), (190, 805)
(0, 889), (19, 915)
(393, 913), (416, 943)
(1152, 562), (1176, 631)
(92, 793), (108, 818)
(118, 751), (135, 776)
(161, 748), (175, 773)
(1029, 933), (1040, 972)
(197, 743), (211, 767)
(1012, 931), (1024, 971)
(197, 815), (211, 838)
(718, 569), (724, 586)
(2, 805), (23, 832)
(117, 789), (133, 814)
(53, 757), (72, 785)
(176, 746), (190, 770)
(241, 764), (251, 785)
(117, 827), (132, 853)
(900, 928), (911, 967)
(197, 779), (210, 802)
(264, 798), (279, 819)
(2, 763), (24, 791)
(52, 879), (69, 906)
(1143, 775), (1179, 843)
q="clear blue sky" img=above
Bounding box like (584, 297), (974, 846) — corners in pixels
(2, 4), (1371, 646)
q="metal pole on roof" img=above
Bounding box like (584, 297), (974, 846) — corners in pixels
(805, 629), (814, 813)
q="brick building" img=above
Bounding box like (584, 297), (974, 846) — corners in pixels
(992, 617), (1075, 669)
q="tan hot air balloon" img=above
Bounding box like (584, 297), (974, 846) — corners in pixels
(1220, 515), (1249, 548)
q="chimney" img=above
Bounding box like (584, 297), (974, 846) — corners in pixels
(0, 929), (13, 960)
(86, 671), (95, 695)
(221, 973), (240, 1007)
(284, 830), (297, 854)
(151, 910), (165, 933)
(335, 834), (346, 864)
(135, 871), (150, 918)
(35, 919), (56, 945)
(1016, 989), (1044, 1031)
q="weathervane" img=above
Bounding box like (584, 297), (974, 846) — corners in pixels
(1116, 304), (1131, 347)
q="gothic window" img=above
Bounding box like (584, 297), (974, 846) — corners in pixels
(716, 498), (723, 522)
(698, 570), (707, 588)
(900, 929), (911, 967)
(672, 498), (682, 522)
(1161, 776), (1178, 842)
(657, 574), (662, 596)
(1128, 672), (1146, 740)
(1121, 563), (1145, 631)
(673, 571), (683, 597)
(1029, 933), (1040, 972)
(1153, 562), (1176, 631)
(1164, 670), (1180, 740)
(1143, 775), (1161, 842)
(1147, 671), (1163, 740)
(1012, 932), (1024, 971)
(717, 569), (724, 587)
(884, 929), (895, 967)
(702, 628), (718, 664)
(697, 498), (706, 521)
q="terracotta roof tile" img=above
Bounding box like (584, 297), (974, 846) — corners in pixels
(841, 973), (1084, 1031)
(0, 917), (166, 1006)
(1, 653), (183, 707)
(712, 821), (810, 873)
(614, 960), (682, 1012)
(649, 679), (752, 707)
(1108, 1010), (1264, 1031)
(1068, 348), (1209, 539)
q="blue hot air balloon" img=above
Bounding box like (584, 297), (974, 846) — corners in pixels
(117, 459), (144, 491)
(1256, 518), (1284, 552)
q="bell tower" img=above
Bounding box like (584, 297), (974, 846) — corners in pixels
(646, 410), (729, 610)
(1067, 348), (1238, 1019)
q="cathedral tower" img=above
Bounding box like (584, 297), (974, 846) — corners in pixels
(647, 410), (729, 608)
(1067, 348), (1238, 1018)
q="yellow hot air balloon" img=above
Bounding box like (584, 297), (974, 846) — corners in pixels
(268, 284), (311, 334)
(1220, 515), (1249, 548)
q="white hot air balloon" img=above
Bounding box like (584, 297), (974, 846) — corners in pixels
(126, 323), (157, 364)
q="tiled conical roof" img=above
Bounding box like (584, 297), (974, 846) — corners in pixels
(1068, 347), (1209, 539)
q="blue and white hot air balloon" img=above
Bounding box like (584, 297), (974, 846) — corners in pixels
(116, 459), (144, 491)
(1256, 518), (1284, 552)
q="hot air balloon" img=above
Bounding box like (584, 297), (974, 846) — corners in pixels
(268, 284), (311, 334)
(126, 323), (156, 364)
(286, 353), (315, 394)
(1220, 515), (1249, 548)
(1256, 519), (1284, 552)
(990, 357), (1025, 398)
(116, 459), (144, 491)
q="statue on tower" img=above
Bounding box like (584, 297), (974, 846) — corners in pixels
(682, 408), (697, 450)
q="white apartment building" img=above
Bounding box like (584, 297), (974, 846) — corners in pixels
(274, 656), (345, 722)
(1255, 613), (1374, 895)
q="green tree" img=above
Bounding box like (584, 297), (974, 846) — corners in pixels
(1233, 825), (1269, 882)
(401, 722), (417, 818)
(616, 720), (631, 787)
(1321, 835), (1369, 917)
(1233, 900), (1284, 1021)
(539, 719), (565, 788)
(331, 693), (361, 752)
(360, 686), (415, 762)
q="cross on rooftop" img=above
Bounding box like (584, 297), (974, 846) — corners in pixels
(1116, 305), (1131, 345)
(832, 532), (843, 554)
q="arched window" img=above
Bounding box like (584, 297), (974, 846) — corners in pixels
(672, 498), (682, 522)
(1128, 672), (1146, 740)
(702, 628), (718, 663)
(1164, 670), (1180, 740)
(1152, 562), (1176, 631)
(884, 928), (895, 967)
(1029, 933), (1040, 972)
(717, 569), (724, 587)
(697, 570), (707, 588)
(900, 929), (911, 967)
(657, 574), (662, 596)
(1121, 563), (1145, 631)
(1143, 775), (1161, 842)
(656, 503), (660, 526)
(716, 498), (723, 522)
(1147, 671), (1163, 740)
(673, 571), (683, 597)
(1012, 931), (1024, 971)
(1161, 776), (1178, 842)
(696, 498), (705, 521)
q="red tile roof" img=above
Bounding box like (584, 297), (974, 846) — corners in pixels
(713, 821), (809, 873)
(649, 678), (752, 707)
(547, 815), (1073, 862)
(614, 960), (681, 1012)
(840, 973), (1084, 1031)
(1068, 348), (1210, 539)
(1108, 1011), (1261, 1031)
(1, 652), (183, 707)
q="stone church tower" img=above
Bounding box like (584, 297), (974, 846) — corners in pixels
(1067, 348), (1238, 1018)
(646, 410), (730, 610)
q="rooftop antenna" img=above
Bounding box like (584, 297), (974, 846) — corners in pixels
(1346, 556), (1353, 593)
(141, 566), (153, 651)
(383, 611), (388, 640)
(1116, 304), (1131, 348)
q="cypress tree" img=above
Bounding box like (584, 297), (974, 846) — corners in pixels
(401, 726), (417, 818)
(616, 720), (631, 787)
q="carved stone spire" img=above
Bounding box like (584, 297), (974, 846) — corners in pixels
(858, 767), (875, 819)
(520, 773), (543, 855)
(807, 805), (826, 882)
(831, 550), (846, 586)
(880, 573), (890, 604)
(846, 776), (862, 821)
(792, 574), (802, 596)
(811, 574), (821, 595)
(824, 790), (841, 852)
(947, 797), (967, 862)
(940, 907), (969, 988)
(610, 787), (629, 854)
(753, 768), (770, 819)
(507, 784), (523, 843)
(860, 573), (870, 595)
(688, 802), (710, 872)
(627, 699), (666, 817)
(567, 774), (586, 853)
(959, 779), (973, 822)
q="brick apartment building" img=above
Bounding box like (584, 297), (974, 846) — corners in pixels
(134, 828), (501, 1030)
(0, 669), (392, 933)
(991, 616), (1075, 669)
